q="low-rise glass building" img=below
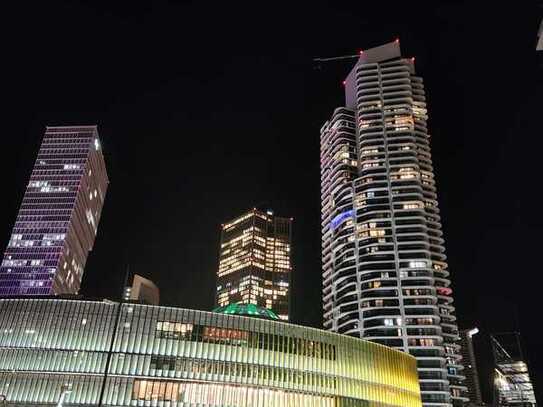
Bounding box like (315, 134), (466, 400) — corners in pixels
(0, 298), (421, 406)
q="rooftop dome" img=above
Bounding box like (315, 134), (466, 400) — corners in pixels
(213, 303), (279, 320)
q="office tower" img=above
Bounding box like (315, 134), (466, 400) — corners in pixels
(320, 41), (465, 406)
(460, 328), (483, 405)
(491, 333), (537, 407)
(124, 274), (160, 305)
(0, 126), (108, 296)
(216, 208), (292, 320)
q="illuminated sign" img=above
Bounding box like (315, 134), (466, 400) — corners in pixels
(331, 210), (354, 230)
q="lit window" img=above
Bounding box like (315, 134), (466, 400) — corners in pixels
(409, 261), (426, 268)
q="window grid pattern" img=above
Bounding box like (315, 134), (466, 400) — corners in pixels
(0, 298), (421, 407)
(217, 209), (292, 320)
(0, 126), (109, 296)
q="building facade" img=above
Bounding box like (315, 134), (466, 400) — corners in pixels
(320, 41), (465, 406)
(217, 209), (292, 320)
(0, 126), (108, 296)
(0, 298), (422, 407)
(459, 328), (482, 405)
(491, 333), (537, 407)
(124, 274), (160, 305)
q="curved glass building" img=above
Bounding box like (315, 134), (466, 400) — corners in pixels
(320, 41), (465, 406)
(0, 298), (421, 407)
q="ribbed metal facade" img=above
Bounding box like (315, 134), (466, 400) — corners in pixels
(0, 298), (421, 407)
(0, 126), (108, 296)
(320, 41), (465, 407)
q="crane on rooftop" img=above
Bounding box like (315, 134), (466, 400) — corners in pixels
(313, 53), (359, 63)
(314, 38), (401, 66)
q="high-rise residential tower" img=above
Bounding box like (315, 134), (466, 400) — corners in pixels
(320, 41), (465, 406)
(0, 126), (108, 296)
(459, 328), (483, 405)
(216, 209), (292, 320)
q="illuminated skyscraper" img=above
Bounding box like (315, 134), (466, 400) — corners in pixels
(320, 41), (465, 406)
(0, 126), (108, 296)
(216, 209), (292, 320)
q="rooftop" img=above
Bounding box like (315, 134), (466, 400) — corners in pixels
(213, 302), (280, 320)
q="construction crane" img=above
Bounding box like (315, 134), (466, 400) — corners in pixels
(313, 53), (360, 73)
(314, 39), (401, 66)
(313, 53), (360, 63)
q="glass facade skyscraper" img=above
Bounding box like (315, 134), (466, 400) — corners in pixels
(0, 126), (108, 296)
(0, 298), (422, 407)
(320, 41), (465, 406)
(216, 209), (292, 320)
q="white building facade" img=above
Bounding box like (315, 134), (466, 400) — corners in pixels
(320, 41), (466, 407)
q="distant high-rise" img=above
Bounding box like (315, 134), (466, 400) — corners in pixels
(124, 274), (160, 305)
(459, 328), (483, 405)
(216, 209), (292, 320)
(320, 41), (466, 406)
(0, 126), (108, 296)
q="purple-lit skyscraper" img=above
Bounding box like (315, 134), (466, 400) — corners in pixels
(0, 126), (108, 296)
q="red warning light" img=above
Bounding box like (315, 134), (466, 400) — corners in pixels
(411, 57), (415, 62)
(395, 38), (400, 43)
(359, 50), (364, 55)
(342, 80), (346, 86)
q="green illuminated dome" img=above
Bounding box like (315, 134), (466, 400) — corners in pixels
(213, 303), (279, 320)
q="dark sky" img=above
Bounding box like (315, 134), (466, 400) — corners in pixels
(2, 0), (542, 403)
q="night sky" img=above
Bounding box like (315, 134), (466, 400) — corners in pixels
(2, 1), (542, 402)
